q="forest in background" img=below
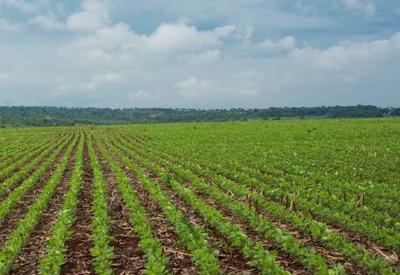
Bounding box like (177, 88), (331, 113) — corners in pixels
(0, 105), (399, 126)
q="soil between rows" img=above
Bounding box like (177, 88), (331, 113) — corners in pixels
(60, 143), (94, 274)
(0, 140), (71, 249)
(112, 136), (313, 274)
(9, 141), (78, 274)
(94, 141), (147, 274)
(0, 136), (70, 202)
(97, 140), (198, 274)
(107, 139), (264, 274)
(124, 134), (399, 272)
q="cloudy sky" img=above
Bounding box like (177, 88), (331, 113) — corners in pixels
(0, 0), (399, 108)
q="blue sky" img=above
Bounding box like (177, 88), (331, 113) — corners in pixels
(0, 0), (399, 108)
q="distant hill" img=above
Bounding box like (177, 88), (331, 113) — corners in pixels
(0, 105), (399, 127)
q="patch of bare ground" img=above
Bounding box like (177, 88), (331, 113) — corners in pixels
(60, 144), (94, 274)
(0, 143), (70, 249)
(94, 144), (147, 274)
(9, 144), (78, 274)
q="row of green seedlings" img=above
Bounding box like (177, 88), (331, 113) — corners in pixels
(136, 135), (400, 254)
(109, 134), (346, 275)
(0, 133), (73, 196)
(0, 132), (64, 180)
(100, 134), (289, 275)
(95, 135), (219, 274)
(0, 134), (76, 224)
(197, 141), (400, 231)
(0, 133), (81, 274)
(37, 134), (86, 274)
(142, 133), (399, 229)
(0, 134), (45, 159)
(0, 132), (60, 171)
(194, 152), (400, 253)
(87, 135), (115, 275)
(238, 160), (400, 233)
(93, 135), (167, 274)
(124, 134), (394, 274)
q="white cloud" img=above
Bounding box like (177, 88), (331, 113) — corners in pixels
(258, 36), (296, 51)
(127, 90), (151, 100)
(174, 77), (218, 98)
(144, 23), (236, 53)
(29, 14), (64, 30)
(79, 73), (125, 91)
(66, 0), (110, 32)
(0, 18), (20, 31)
(341, 0), (376, 16)
(60, 21), (237, 64)
(289, 32), (400, 71)
(178, 49), (220, 65)
(0, 0), (49, 13)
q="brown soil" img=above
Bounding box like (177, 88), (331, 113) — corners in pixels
(60, 144), (94, 274)
(107, 140), (262, 274)
(96, 140), (198, 274)
(0, 138), (70, 202)
(0, 142), (70, 248)
(94, 143), (147, 274)
(111, 137), (309, 274)
(140, 168), (258, 275)
(122, 134), (398, 273)
(9, 142), (78, 274)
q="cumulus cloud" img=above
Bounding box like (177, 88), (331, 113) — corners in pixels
(79, 73), (126, 91)
(289, 32), (400, 71)
(0, 18), (20, 31)
(59, 21), (238, 64)
(0, 1), (399, 108)
(66, 0), (110, 32)
(341, 0), (376, 16)
(29, 14), (64, 30)
(258, 36), (296, 51)
(174, 77), (218, 98)
(0, 0), (49, 13)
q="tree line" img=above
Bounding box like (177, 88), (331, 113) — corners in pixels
(0, 105), (399, 127)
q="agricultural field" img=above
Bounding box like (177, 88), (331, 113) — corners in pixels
(0, 119), (399, 275)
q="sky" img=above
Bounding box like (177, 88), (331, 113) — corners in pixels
(0, 0), (399, 108)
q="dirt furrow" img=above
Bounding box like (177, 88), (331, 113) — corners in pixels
(96, 142), (198, 274)
(9, 146), (78, 274)
(136, 165), (259, 275)
(0, 146), (68, 248)
(60, 145), (94, 274)
(94, 146), (147, 274)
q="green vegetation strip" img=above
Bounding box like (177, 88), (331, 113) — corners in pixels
(96, 135), (220, 275)
(100, 135), (289, 275)
(127, 132), (400, 254)
(111, 136), (347, 275)
(0, 133), (71, 196)
(0, 132), (79, 274)
(122, 134), (395, 273)
(94, 135), (168, 274)
(87, 135), (114, 275)
(0, 133), (75, 224)
(38, 134), (85, 275)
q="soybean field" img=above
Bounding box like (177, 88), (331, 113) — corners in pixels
(0, 119), (399, 274)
